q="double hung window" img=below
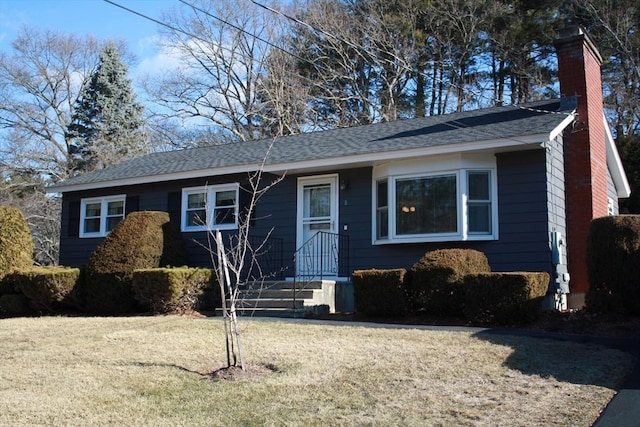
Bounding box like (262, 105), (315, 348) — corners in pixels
(80, 195), (126, 238)
(182, 184), (239, 231)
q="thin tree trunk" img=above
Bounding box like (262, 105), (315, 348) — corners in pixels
(216, 229), (245, 370)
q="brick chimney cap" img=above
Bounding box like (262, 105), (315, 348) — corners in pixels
(558, 26), (585, 39)
(554, 26), (603, 64)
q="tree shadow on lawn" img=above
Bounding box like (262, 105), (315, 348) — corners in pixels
(473, 329), (639, 389)
(128, 361), (277, 382)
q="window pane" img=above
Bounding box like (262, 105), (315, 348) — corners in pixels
(215, 190), (236, 207)
(377, 208), (388, 239)
(187, 209), (206, 227)
(188, 193), (206, 209)
(303, 184), (330, 218)
(469, 204), (491, 233)
(214, 207), (235, 224)
(85, 203), (101, 218)
(377, 180), (388, 208)
(396, 175), (457, 235)
(107, 200), (124, 216)
(84, 218), (100, 233)
(376, 179), (388, 239)
(106, 216), (121, 232)
(468, 172), (489, 200)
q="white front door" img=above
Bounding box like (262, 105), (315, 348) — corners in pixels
(297, 175), (339, 277)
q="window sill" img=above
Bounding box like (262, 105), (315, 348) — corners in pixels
(181, 224), (238, 233)
(374, 234), (497, 245)
(79, 233), (108, 239)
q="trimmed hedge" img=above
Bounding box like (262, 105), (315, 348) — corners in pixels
(5, 266), (82, 311)
(464, 272), (549, 325)
(132, 267), (216, 314)
(586, 215), (640, 315)
(0, 293), (30, 316)
(410, 249), (490, 316)
(86, 211), (187, 314)
(0, 207), (33, 279)
(352, 269), (407, 316)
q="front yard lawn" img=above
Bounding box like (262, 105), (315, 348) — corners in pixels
(0, 316), (632, 426)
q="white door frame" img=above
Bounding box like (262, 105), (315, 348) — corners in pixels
(296, 174), (339, 277)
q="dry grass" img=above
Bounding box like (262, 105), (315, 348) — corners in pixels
(0, 316), (632, 426)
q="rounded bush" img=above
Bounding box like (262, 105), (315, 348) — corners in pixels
(410, 248), (490, 316)
(86, 211), (187, 314)
(0, 207), (33, 278)
(586, 215), (640, 315)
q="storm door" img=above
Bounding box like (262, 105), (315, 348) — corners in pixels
(296, 175), (339, 277)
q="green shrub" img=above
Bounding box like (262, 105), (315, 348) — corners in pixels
(0, 293), (30, 317)
(352, 269), (407, 316)
(5, 266), (82, 312)
(586, 215), (640, 315)
(132, 267), (215, 314)
(86, 211), (187, 314)
(464, 272), (549, 325)
(410, 249), (490, 316)
(0, 207), (33, 279)
(0, 278), (16, 295)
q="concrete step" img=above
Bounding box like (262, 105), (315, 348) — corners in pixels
(235, 298), (305, 309)
(216, 306), (329, 318)
(239, 280), (323, 290)
(216, 280), (337, 318)
(237, 288), (316, 299)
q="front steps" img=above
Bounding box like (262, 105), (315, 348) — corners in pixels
(218, 280), (337, 318)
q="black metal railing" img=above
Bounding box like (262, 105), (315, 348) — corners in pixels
(245, 234), (285, 281)
(293, 231), (349, 281)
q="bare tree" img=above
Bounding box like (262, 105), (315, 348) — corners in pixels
(143, 0), (289, 144)
(256, 48), (311, 136)
(0, 28), (129, 181)
(286, 0), (413, 128)
(206, 141), (285, 370)
(0, 175), (60, 265)
(570, 0), (640, 138)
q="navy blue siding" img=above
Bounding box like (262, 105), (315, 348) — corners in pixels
(491, 150), (551, 272)
(341, 150), (553, 276)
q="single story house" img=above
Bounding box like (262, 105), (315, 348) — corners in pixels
(47, 27), (630, 310)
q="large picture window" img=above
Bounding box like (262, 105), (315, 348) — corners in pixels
(375, 170), (495, 243)
(181, 184), (239, 232)
(80, 195), (126, 238)
(396, 174), (457, 235)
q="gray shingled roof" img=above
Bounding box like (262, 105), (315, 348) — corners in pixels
(48, 99), (573, 192)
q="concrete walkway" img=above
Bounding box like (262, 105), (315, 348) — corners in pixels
(246, 316), (640, 426)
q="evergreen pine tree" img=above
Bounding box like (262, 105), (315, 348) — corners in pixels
(67, 42), (148, 174)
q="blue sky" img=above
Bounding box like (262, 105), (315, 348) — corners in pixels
(0, 0), (178, 76)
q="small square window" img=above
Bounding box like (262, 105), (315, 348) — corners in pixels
(182, 185), (239, 232)
(80, 195), (126, 237)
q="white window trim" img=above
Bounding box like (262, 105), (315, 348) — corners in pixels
(181, 184), (239, 232)
(372, 169), (498, 244)
(79, 194), (126, 238)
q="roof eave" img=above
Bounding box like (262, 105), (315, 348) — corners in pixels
(603, 116), (631, 198)
(46, 134), (551, 194)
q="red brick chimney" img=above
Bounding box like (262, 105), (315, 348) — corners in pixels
(554, 27), (610, 308)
